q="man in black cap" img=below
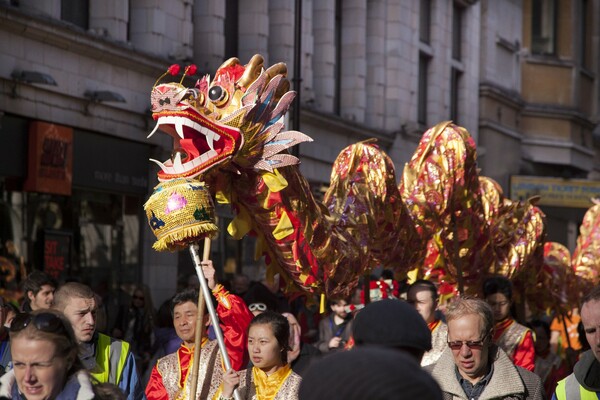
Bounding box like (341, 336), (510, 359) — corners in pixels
(299, 346), (443, 400)
(352, 298), (432, 362)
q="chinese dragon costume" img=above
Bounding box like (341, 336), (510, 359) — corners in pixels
(145, 54), (597, 304)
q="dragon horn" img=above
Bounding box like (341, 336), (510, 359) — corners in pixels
(265, 62), (287, 79)
(265, 62), (290, 101)
(237, 54), (264, 88)
(218, 57), (241, 70)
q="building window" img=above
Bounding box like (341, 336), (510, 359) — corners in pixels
(61, 0), (89, 30)
(418, 53), (430, 125)
(532, 0), (557, 55)
(334, 0), (342, 116)
(452, 3), (463, 61)
(225, 0), (239, 60)
(420, 0), (431, 44)
(450, 67), (462, 123)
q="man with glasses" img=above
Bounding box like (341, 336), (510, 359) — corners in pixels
(52, 282), (144, 400)
(483, 276), (535, 371)
(427, 298), (543, 400)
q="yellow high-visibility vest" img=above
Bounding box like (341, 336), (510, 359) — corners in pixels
(555, 374), (599, 400)
(90, 332), (130, 385)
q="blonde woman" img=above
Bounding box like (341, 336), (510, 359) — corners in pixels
(0, 310), (95, 399)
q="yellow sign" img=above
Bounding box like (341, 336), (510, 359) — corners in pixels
(510, 176), (600, 208)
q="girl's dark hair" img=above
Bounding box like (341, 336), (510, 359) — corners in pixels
(249, 311), (291, 364)
(482, 276), (513, 301)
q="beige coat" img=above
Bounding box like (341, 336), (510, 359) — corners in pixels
(426, 346), (544, 400)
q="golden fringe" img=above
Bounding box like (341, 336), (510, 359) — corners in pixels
(153, 223), (219, 252)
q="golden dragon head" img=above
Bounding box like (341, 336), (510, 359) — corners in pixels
(148, 54), (311, 182)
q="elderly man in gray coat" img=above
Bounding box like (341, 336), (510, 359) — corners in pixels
(426, 298), (544, 400)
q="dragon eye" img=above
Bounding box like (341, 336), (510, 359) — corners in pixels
(208, 85), (228, 106)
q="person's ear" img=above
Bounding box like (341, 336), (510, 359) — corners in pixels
(27, 291), (35, 302)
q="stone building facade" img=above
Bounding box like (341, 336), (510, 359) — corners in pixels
(0, 0), (597, 305)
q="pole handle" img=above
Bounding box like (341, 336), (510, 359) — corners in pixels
(188, 237), (211, 399)
(190, 241), (242, 400)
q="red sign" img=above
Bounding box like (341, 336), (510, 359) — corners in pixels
(43, 231), (71, 279)
(23, 121), (73, 195)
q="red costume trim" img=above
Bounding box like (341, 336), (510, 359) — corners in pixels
(428, 319), (441, 332)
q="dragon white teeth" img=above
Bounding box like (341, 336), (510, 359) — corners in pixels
(155, 115), (222, 154)
(149, 158), (168, 172)
(206, 132), (214, 151)
(147, 122), (161, 138)
(172, 152), (185, 173)
(175, 120), (185, 139)
(200, 127), (220, 151)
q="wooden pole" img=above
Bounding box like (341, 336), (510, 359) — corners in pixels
(188, 237), (211, 400)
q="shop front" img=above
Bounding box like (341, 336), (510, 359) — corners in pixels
(0, 113), (150, 304)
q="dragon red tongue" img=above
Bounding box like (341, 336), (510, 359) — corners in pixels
(180, 139), (200, 159)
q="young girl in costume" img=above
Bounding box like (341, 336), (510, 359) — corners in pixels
(218, 311), (301, 400)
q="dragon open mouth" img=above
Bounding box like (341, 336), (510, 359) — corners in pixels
(148, 109), (242, 181)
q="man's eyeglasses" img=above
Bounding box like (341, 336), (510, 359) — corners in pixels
(248, 303), (267, 312)
(10, 312), (68, 335)
(447, 331), (491, 351)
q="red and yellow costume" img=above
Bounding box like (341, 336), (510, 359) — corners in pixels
(421, 319), (448, 367)
(493, 318), (535, 372)
(218, 364), (301, 400)
(145, 285), (253, 400)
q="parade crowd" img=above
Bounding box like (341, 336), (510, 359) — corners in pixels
(0, 266), (597, 400)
